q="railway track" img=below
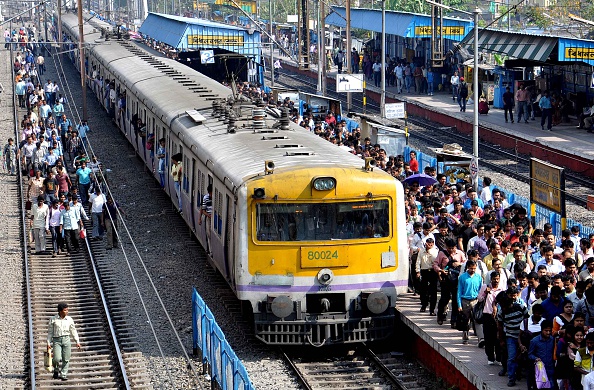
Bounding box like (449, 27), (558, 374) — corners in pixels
(10, 46), (151, 389)
(274, 70), (594, 207)
(281, 345), (426, 390)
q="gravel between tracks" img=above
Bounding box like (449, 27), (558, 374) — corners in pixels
(46, 49), (298, 388)
(0, 50), (27, 388)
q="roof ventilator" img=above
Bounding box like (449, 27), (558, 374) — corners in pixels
(227, 114), (237, 134)
(273, 107), (290, 130)
(252, 108), (265, 129)
(212, 100), (223, 118)
(223, 107), (230, 124)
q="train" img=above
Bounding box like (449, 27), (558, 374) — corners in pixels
(60, 12), (409, 346)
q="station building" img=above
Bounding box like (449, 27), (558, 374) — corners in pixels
(139, 13), (262, 84)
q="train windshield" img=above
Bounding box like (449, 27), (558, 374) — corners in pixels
(256, 200), (390, 242)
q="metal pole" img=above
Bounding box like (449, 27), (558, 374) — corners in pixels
(57, 0), (62, 55)
(345, 0), (351, 111)
(44, 1), (48, 54)
(380, 0), (386, 117)
(320, 0), (326, 95)
(316, 0), (322, 94)
(269, 0), (274, 87)
(473, 8), (479, 158)
(507, 0), (510, 30)
(77, 0), (88, 120)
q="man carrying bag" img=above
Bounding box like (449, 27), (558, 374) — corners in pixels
(457, 259), (485, 345)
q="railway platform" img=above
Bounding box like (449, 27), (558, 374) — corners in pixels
(271, 51), (594, 177)
(396, 293), (508, 390)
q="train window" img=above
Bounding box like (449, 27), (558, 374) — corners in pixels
(196, 168), (202, 207)
(213, 188), (223, 236)
(255, 200), (390, 242)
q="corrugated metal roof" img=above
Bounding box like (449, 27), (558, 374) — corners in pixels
(325, 6), (472, 40)
(139, 13), (187, 48)
(462, 28), (558, 62)
(151, 12), (250, 31)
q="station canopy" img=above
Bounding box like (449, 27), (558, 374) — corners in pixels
(139, 13), (260, 57)
(461, 28), (594, 66)
(325, 6), (473, 42)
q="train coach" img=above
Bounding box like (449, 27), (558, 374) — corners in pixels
(60, 12), (409, 346)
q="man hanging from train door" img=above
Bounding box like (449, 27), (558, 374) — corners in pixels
(199, 184), (212, 255)
(171, 153), (183, 214)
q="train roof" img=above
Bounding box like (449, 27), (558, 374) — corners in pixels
(61, 13), (392, 191)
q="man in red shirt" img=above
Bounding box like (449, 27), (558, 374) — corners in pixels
(409, 150), (419, 173)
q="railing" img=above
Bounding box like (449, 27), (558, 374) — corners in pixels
(192, 288), (255, 390)
(403, 146), (594, 239)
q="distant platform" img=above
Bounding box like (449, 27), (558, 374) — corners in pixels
(271, 51), (594, 177)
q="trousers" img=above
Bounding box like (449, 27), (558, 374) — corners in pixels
(92, 212), (103, 237)
(419, 269), (438, 312)
(460, 298), (484, 342)
(105, 219), (118, 249)
(52, 336), (72, 377)
(49, 226), (61, 253)
(174, 181), (182, 211)
(33, 228), (46, 252)
(438, 280), (458, 323)
(483, 314), (501, 362)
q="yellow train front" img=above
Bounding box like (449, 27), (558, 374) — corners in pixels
(237, 165), (409, 346)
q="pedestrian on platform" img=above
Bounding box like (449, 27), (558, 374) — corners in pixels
(414, 65), (423, 94)
(451, 71), (460, 101)
(497, 293), (529, 387)
(351, 47), (359, 73)
(395, 63), (404, 94)
(405, 64), (413, 93)
(416, 237), (439, 315)
(515, 84), (530, 124)
(574, 332), (594, 387)
(372, 59), (381, 88)
(335, 50), (344, 74)
(434, 238), (467, 326)
(458, 259), (485, 345)
(501, 86), (515, 123)
(539, 90), (553, 131)
(47, 302), (81, 381)
(427, 68), (434, 96)
(479, 272), (504, 365)
(527, 320), (555, 389)
(458, 77), (469, 112)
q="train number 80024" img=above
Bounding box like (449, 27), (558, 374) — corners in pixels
(307, 250), (339, 260)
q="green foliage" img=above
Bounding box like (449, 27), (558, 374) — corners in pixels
(524, 6), (553, 29)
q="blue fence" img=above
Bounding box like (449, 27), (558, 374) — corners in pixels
(192, 288), (255, 390)
(404, 146), (594, 239)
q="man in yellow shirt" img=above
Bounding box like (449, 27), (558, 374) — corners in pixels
(171, 153), (183, 213)
(483, 242), (504, 270)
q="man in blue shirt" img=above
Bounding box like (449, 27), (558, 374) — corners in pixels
(541, 286), (566, 321)
(528, 320), (555, 388)
(76, 161), (93, 205)
(458, 259), (485, 345)
(539, 90), (553, 131)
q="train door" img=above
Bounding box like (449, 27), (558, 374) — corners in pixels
(224, 193), (234, 285)
(190, 158), (197, 231)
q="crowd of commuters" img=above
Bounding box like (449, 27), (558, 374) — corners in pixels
(4, 25), (122, 256)
(409, 169), (594, 388)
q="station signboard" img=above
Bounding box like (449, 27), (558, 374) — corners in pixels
(385, 102), (405, 119)
(336, 74), (364, 93)
(530, 158), (565, 214)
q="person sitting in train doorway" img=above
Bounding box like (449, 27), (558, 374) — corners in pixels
(171, 153), (183, 214)
(199, 184), (213, 255)
(156, 138), (166, 188)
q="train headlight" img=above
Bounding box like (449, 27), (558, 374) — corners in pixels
(270, 296), (293, 318)
(366, 291), (389, 314)
(317, 268), (334, 285)
(312, 177), (336, 191)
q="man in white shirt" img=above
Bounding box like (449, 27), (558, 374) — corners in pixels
(30, 195), (49, 253)
(89, 187), (106, 239)
(536, 246), (564, 275)
(47, 302), (81, 380)
(450, 71), (460, 101)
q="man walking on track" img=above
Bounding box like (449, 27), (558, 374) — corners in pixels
(47, 302), (81, 381)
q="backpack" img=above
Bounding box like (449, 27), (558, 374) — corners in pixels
(460, 83), (469, 97)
